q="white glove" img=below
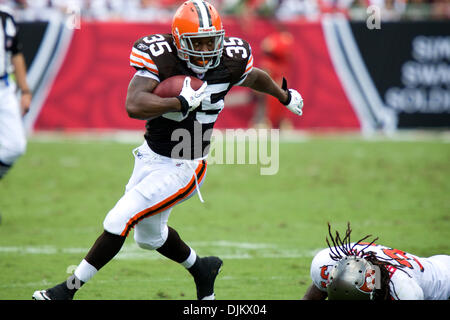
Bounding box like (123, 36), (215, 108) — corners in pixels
(177, 77), (208, 115)
(279, 77), (303, 116)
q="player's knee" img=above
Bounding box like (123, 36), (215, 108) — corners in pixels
(102, 207), (129, 236)
(102, 216), (124, 236)
(133, 215), (169, 251)
(135, 237), (166, 251)
(134, 230), (167, 251)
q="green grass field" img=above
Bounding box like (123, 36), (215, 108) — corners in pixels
(0, 132), (449, 300)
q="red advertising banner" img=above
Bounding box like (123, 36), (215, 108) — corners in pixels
(34, 19), (359, 131)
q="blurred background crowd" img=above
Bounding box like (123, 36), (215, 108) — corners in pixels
(0, 0), (449, 23)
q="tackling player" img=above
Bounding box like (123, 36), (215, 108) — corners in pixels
(302, 223), (450, 300)
(33, 0), (303, 300)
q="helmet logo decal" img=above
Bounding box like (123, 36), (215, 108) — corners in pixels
(358, 268), (377, 293)
(199, 27), (216, 33)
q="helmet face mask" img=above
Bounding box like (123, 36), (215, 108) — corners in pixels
(177, 29), (225, 72)
(326, 256), (377, 300)
(172, 0), (225, 74)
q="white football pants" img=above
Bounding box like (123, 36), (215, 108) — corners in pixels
(103, 142), (207, 250)
(0, 82), (26, 166)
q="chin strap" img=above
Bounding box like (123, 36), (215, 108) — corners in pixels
(188, 63), (209, 75)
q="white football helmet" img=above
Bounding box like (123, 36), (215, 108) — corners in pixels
(327, 256), (378, 300)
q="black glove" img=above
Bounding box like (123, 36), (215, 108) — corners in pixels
(279, 77), (292, 105)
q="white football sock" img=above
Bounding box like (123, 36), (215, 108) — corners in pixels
(74, 259), (98, 283)
(181, 248), (197, 269)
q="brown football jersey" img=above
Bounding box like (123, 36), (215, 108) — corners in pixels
(130, 33), (253, 159)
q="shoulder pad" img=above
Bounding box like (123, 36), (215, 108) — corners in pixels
(310, 248), (335, 292)
(222, 37), (253, 85)
(130, 34), (176, 78)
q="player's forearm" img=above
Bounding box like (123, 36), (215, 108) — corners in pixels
(11, 53), (30, 93)
(126, 93), (181, 120)
(241, 67), (288, 103)
(125, 75), (182, 119)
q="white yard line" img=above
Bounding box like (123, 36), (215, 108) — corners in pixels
(0, 241), (319, 291)
(0, 241), (319, 261)
(1, 275), (302, 290)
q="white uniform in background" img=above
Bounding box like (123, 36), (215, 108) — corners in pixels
(310, 242), (450, 300)
(0, 6), (26, 178)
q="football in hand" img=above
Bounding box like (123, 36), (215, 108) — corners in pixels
(152, 75), (204, 98)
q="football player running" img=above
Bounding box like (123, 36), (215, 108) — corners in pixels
(33, 0), (303, 300)
(302, 223), (450, 300)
